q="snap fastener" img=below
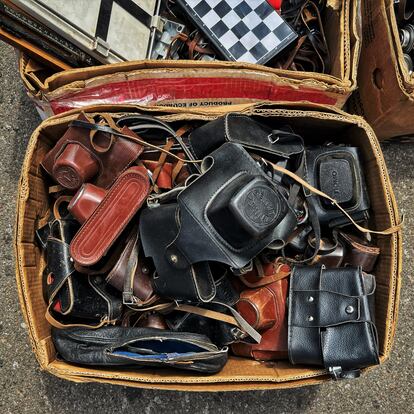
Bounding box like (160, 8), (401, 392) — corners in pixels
(170, 254), (178, 264)
(307, 316), (314, 322)
(307, 296), (314, 303)
(345, 305), (355, 314)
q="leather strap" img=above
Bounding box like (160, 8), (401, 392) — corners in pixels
(53, 196), (72, 220)
(397, 0), (414, 22)
(174, 303), (261, 344)
(270, 163), (403, 235)
(45, 303), (115, 330)
(69, 119), (202, 167)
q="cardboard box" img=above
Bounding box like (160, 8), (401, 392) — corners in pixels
(351, 0), (414, 140)
(14, 102), (402, 390)
(18, 0), (361, 119)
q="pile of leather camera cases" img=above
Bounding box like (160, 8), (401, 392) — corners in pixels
(33, 108), (394, 381)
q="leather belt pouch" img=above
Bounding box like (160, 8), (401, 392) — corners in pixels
(70, 166), (149, 267)
(232, 278), (289, 361)
(52, 326), (228, 375)
(37, 217), (122, 322)
(41, 113), (143, 190)
(305, 146), (370, 227)
(189, 113), (304, 161)
(166, 272), (242, 346)
(288, 265), (379, 378)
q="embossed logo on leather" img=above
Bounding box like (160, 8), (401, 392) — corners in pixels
(244, 187), (279, 226)
(55, 166), (81, 188)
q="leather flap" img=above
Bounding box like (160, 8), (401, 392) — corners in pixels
(290, 290), (360, 327)
(140, 204), (216, 302)
(225, 114), (304, 157)
(170, 143), (297, 269)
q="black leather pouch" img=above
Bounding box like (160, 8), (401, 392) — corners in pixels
(52, 326), (228, 375)
(140, 143), (297, 301)
(189, 114), (304, 162)
(37, 216), (122, 323)
(288, 265), (379, 379)
(305, 146), (370, 227)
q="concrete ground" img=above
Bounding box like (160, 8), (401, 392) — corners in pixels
(0, 43), (413, 414)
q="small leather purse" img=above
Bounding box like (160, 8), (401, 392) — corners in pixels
(288, 265), (379, 379)
(52, 326), (228, 374)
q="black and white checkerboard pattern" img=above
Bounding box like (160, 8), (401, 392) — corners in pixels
(178, 0), (296, 64)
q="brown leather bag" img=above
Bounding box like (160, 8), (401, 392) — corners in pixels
(232, 274), (289, 361)
(42, 113), (143, 190)
(339, 232), (380, 272)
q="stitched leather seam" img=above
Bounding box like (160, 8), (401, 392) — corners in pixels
(71, 169), (148, 265)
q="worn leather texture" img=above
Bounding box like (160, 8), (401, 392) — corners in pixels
(70, 166), (149, 267)
(140, 203), (215, 302)
(240, 259), (291, 288)
(305, 146), (370, 227)
(52, 326), (228, 374)
(189, 114), (304, 161)
(288, 265), (379, 373)
(42, 113), (143, 190)
(232, 278), (289, 361)
(165, 143), (298, 269)
(105, 226), (154, 305)
(37, 216), (122, 322)
(339, 232), (380, 272)
(308, 236), (345, 267)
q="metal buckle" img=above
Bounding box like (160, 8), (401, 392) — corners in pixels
(328, 366), (343, 380)
(122, 292), (136, 306)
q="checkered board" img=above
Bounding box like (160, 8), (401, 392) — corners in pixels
(176, 0), (297, 65)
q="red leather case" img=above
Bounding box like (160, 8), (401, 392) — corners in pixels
(68, 183), (107, 223)
(232, 278), (289, 361)
(42, 113), (143, 190)
(70, 166), (149, 266)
